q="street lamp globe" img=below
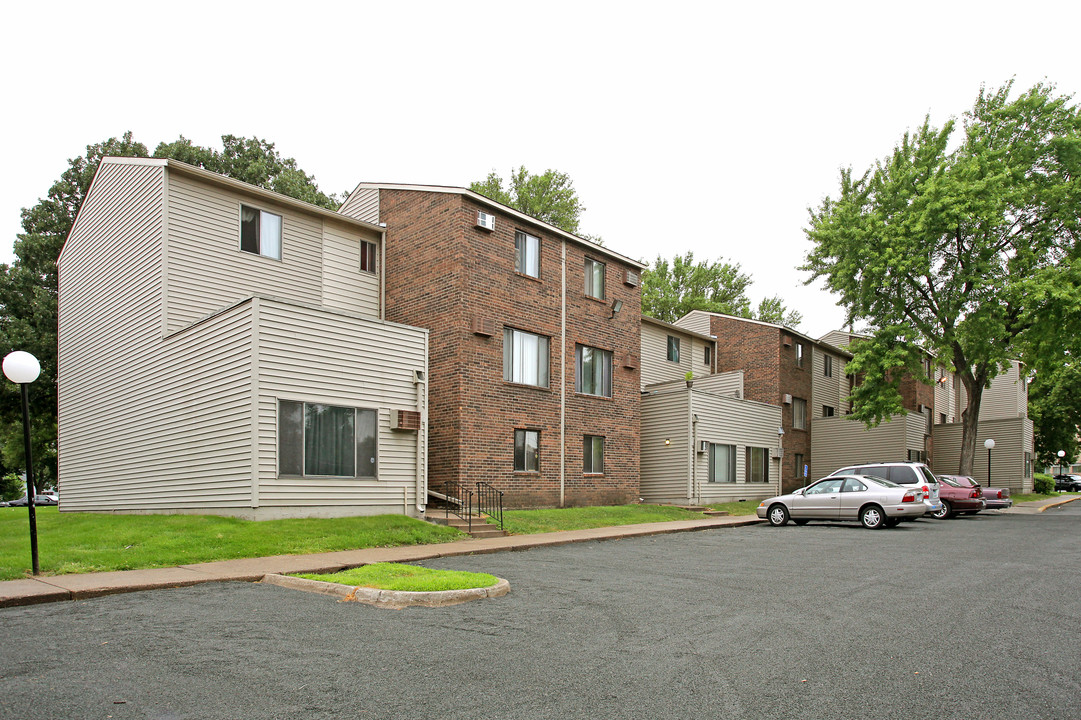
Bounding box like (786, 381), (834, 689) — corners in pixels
(984, 439), (995, 451)
(1058, 450), (1066, 460)
(2, 351), (40, 384)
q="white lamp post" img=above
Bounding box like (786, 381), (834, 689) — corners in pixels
(3, 351), (41, 575)
(983, 438), (995, 490)
(1058, 449), (1066, 476)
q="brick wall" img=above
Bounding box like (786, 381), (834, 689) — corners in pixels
(381, 189), (640, 508)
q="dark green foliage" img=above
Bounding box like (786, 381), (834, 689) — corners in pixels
(0, 133), (342, 481)
(1033, 474), (1054, 494)
(642, 252), (802, 326)
(470, 166), (586, 234)
(803, 81), (1081, 474)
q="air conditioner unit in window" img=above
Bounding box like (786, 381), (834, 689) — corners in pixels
(471, 316), (496, 337)
(390, 409), (421, 432)
(698, 441), (709, 454)
(624, 269), (640, 287)
(476, 211), (495, 231)
(783, 394), (793, 404)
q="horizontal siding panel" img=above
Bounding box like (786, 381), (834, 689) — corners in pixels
(640, 323), (712, 389)
(321, 224), (380, 316)
(641, 391), (690, 502)
(691, 392), (783, 502)
(338, 187), (380, 224)
(932, 417), (1033, 492)
(809, 414), (907, 481)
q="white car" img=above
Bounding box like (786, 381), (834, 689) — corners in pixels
(756, 474), (929, 529)
(827, 462), (943, 517)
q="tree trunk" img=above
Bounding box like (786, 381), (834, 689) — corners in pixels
(956, 363), (990, 477)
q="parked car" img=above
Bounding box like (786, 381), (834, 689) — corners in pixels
(978, 483), (1013, 509)
(757, 474), (929, 529)
(932, 475), (986, 518)
(1053, 474), (1081, 492)
(4, 494), (56, 507)
(826, 462), (943, 517)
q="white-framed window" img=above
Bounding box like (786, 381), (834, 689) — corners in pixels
(747, 447), (769, 483)
(822, 405), (835, 418)
(360, 240), (377, 273)
(514, 429), (540, 472)
(667, 335), (680, 363)
(708, 443), (736, 483)
(824, 354), (833, 377)
(503, 328), (549, 387)
(575, 345), (613, 397)
(278, 401), (377, 478)
(585, 257), (605, 299)
(240, 205), (282, 259)
(793, 397), (807, 429)
(584, 435), (605, 474)
(704, 345), (712, 367)
(796, 342), (805, 368)
(515, 230), (539, 278)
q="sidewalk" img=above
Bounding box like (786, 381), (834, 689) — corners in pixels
(0, 514), (762, 609)
(1000, 493), (1081, 515)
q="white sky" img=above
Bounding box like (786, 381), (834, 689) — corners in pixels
(3, 0), (1079, 339)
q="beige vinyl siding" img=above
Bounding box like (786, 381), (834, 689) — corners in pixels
(809, 413), (918, 481)
(320, 222), (380, 316)
(164, 171), (323, 333)
(811, 349), (848, 418)
(934, 369), (960, 423)
(59, 162), (256, 511)
(673, 311), (711, 336)
(640, 390), (692, 503)
(931, 417), (1034, 492)
(979, 361), (1027, 420)
(818, 330), (853, 348)
(690, 392), (782, 502)
(640, 322), (712, 389)
(338, 187), (380, 224)
(256, 298), (428, 510)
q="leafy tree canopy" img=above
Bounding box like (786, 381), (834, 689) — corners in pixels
(470, 166), (586, 235)
(1, 132), (340, 485)
(1028, 357), (1081, 469)
(642, 251), (802, 327)
(803, 80), (1081, 475)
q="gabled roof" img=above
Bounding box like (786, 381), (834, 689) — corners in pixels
(349, 181), (647, 270)
(678, 310), (852, 358)
(642, 315), (716, 344)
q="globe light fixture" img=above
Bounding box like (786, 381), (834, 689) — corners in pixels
(3, 350), (41, 575)
(983, 438), (995, 491)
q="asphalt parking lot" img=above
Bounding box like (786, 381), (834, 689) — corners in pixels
(2, 507), (1079, 720)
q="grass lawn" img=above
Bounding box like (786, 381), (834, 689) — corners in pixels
(297, 562), (497, 591)
(498, 504), (709, 534)
(0, 507), (462, 580)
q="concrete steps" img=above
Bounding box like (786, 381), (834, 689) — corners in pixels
(425, 511), (507, 539)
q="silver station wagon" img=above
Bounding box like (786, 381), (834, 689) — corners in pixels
(756, 474), (929, 529)
(826, 462), (943, 517)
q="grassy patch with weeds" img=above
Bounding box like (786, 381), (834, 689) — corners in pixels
(702, 499), (763, 516)
(499, 504), (706, 534)
(297, 562), (497, 591)
(0, 507), (462, 580)
(1012, 492), (1079, 503)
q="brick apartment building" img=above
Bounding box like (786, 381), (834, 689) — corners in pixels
(676, 312), (850, 493)
(339, 183), (646, 508)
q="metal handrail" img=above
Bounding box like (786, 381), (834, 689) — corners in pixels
(475, 481), (504, 531)
(433, 481), (473, 534)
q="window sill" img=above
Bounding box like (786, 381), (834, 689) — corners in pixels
(514, 271), (542, 283)
(583, 294), (607, 304)
(513, 471), (541, 476)
(574, 392), (614, 401)
(583, 473), (605, 477)
(503, 381), (553, 393)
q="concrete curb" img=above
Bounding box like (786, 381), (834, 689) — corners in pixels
(1037, 495), (1081, 512)
(260, 573), (511, 609)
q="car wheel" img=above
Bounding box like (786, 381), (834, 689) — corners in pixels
(767, 504), (789, 527)
(860, 505), (885, 529)
(931, 500), (952, 520)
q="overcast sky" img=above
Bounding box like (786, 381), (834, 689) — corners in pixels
(3, 1), (1079, 339)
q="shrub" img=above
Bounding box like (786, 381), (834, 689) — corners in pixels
(1033, 473), (1054, 494)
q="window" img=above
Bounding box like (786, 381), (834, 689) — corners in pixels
(940, 413), (947, 424)
(514, 429), (540, 472)
(822, 405), (835, 418)
(747, 447), (769, 483)
(575, 345), (613, 397)
(240, 205), (281, 259)
(794, 453), (805, 480)
(360, 240), (377, 273)
(796, 342), (805, 368)
(278, 401), (377, 478)
(503, 328), (550, 387)
(704, 345), (712, 367)
(824, 354), (833, 377)
(1025, 452), (1033, 478)
(585, 258), (605, 299)
(843, 478), (867, 492)
(667, 335), (680, 363)
(793, 397), (807, 429)
(708, 444), (736, 483)
(515, 231), (539, 277)
(583, 435), (605, 474)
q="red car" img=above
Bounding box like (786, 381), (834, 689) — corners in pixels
(931, 475), (986, 518)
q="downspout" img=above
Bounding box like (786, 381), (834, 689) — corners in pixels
(560, 239), (567, 507)
(414, 349), (427, 514)
(379, 227), (386, 321)
(690, 407), (698, 503)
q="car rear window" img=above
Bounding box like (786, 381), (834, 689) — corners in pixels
(938, 476), (961, 488)
(890, 466), (919, 484)
(917, 466), (939, 484)
(863, 476), (901, 489)
(858, 466), (891, 480)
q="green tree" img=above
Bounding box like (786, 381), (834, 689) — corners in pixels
(803, 81), (1081, 476)
(470, 166), (586, 234)
(641, 252), (802, 326)
(0, 133), (341, 484)
(1028, 359), (1081, 469)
